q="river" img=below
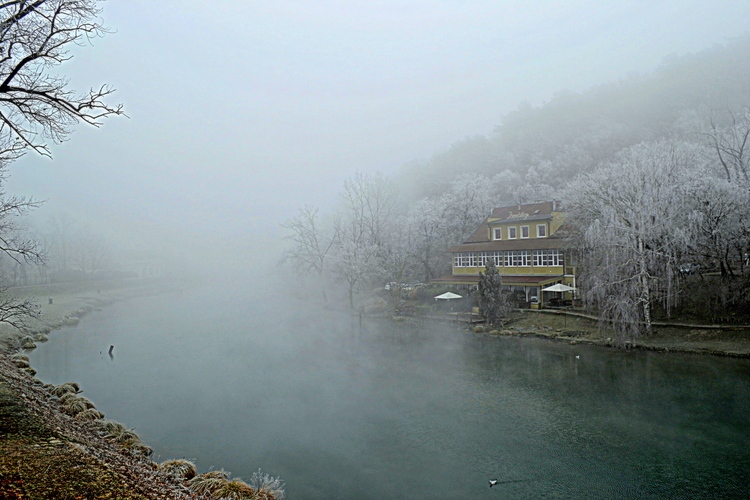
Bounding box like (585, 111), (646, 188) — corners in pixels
(27, 284), (750, 499)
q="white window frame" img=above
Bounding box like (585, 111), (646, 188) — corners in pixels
(520, 225), (529, 239)
(493, 227), (502, 240)
(537, 224), (547, 238)
(493, 251), (503, 267)
(477, 252), (489, 267)
(508, 226), (517, 239)
(504, 250), (531, 267)
(532, 249), (563, 267)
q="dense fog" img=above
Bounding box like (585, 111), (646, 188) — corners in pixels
(3, 1), (750, 284)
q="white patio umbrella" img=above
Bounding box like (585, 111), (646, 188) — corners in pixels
(434, 292), (463, 300)
(541, 283), (576, 292)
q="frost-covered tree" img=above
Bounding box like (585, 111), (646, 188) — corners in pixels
(333, 172), (395, 307)
(406, 174), (495, 282)
(566, 141), (698, 343)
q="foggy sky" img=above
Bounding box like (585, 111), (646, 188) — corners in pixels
(6, 0), (750, 263)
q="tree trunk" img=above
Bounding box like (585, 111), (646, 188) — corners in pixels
(638, 237), (652, 336)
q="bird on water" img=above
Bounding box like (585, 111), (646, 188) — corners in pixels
(489, 479), (498, 488)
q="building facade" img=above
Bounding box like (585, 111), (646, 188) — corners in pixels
(432, 201), (576, 306)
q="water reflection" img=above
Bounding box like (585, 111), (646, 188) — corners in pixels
(28, 286), (750, 499)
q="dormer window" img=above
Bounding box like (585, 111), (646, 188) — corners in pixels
(493, 228), (502, 240)
(508, 227), (517, 239)
(537, 224), (547, 238)
(521, 225), (529, 239)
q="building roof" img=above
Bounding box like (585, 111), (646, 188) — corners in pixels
(464, 201), (563, 244)
(489, 201), (560, 220)
(432, 274), (563, 286)
(448, 237), (565, 253)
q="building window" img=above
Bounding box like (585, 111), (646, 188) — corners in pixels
(537, 224), (547, 238)
(521, 225), (529, 239)
(508, 226), (517, 239)
(532, 249), (563, 267)
(477, 252), (489, 266)
(455, 252), (478, 267)
(504, 250), (531, 267)
(493, 251), (503, 267)
(493, 227), (502, 240)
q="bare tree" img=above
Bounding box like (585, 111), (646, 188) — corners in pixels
(0, 0), (124, 163)
(333, 172), (396, 307)
(687, 177), (750, 277)
(280, 205), (337, 300)
(406, 174), (495, 282)
(0, 1), (122, 335)
(705, 109), (750, 185)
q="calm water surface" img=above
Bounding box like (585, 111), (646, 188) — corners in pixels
(28, 285), (750, 499)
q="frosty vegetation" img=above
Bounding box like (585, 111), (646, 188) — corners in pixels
(282, 35), (750, 344)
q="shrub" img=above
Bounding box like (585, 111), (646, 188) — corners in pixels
(213, 478), (254, 499)
(12, 358), (30, 368)
(97, 419), (127, 436)
(188, 471), (230, 496)
(63, 398), (90, 416)
(75, 408), (105, 421)
(57, 392), (78, 405)
(10, 353), (29, 363)
(115, 429), (142, 447)
(130, 443), (153, 457)
(249, 469), (286, 500)
(363, 296), (388, 314)
(158, 459), (197, 480)
(52, 382), (80, 397)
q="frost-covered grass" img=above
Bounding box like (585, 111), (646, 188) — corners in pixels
(249, 469), (286, 500)
(158, 459), (198, 480)
(185, 469), (285, 500)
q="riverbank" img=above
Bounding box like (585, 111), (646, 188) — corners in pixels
(478, 309), (750, 357)
(0, 278), (187, 352)
(0, 279), (285, 499)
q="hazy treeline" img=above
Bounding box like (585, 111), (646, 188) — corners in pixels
(282, 35), (750, 341)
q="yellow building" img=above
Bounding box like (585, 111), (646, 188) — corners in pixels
(432, 201), (576, 306)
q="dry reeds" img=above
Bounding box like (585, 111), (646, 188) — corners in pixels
(130, 443), (153, 457)
(186, 469), (284, 500)
(212, 478), (255, 499)
(51, 382), (81, 397)
(158, 459), (197, 480)
(249, 469), (286, 500)
(75, 408), (105, 421)
(12, 358), (30, 368)
(187, 470), (230, 496)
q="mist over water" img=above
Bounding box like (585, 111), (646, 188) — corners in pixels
(29, 284), (750, 499)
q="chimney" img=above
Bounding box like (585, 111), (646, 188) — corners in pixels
(552, 200), (556, 211)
